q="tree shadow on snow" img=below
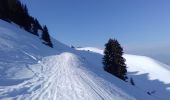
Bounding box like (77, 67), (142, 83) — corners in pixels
(76, 50), (170, 100)
(128, 72), (170, 100)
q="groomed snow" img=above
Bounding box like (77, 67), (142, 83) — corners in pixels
(0, 20), (163, 100)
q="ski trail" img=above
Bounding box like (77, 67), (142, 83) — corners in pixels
(0, 52), (133, 100)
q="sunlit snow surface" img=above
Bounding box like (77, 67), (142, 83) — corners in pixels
(77, 47), (170, 100)
(0, 20), (168, 100)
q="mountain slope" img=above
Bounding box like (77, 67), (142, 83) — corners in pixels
(0, 20), (157, 100)
(77, 47), (170, 100)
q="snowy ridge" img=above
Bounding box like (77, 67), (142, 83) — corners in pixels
(78, 47), (170, 84)
(0, 20), (165, 100)
(124, 54), (170, 84)
(76, 47), (103, 55)
(77, 47), (170, 100)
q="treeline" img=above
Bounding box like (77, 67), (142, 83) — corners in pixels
(0, 0), (53, 47)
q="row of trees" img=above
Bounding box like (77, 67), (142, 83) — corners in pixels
(0, 0), (53, 47)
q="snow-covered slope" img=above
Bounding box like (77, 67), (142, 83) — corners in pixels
(77, 47), (170, 100)
(0, 20), (162, 100)
(76, 47), (103, 55)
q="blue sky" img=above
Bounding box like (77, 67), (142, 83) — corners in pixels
(21, 0), (170, 63)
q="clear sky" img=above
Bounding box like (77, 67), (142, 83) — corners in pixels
(21, 0), (170, 64)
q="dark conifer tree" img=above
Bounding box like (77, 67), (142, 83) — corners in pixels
(34, 18), (42, 33)
(11, 0), (22, 25)
(0, 0), (10, 21)
(42, 25), (53, 48)
(0, 0), (53, 48)
(28, 16), (39, 36)
(0, 0), (42, 34)
(22, 5), (31, 31)
(103, 39), (127, 81)
(35, 19), (42, 30)
(29, 16), (35, 33)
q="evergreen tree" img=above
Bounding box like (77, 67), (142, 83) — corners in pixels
(0, 0), (10, 21)
(22, 5), (31, 31)
(0, 0), (43, 34)
(34, 19), (42, 30)
(42, 25), (53, 48)
(103, 39), (127, 81)
(10, 0), (23, 26)
(33, 18), (42, 34)
(0, 0), (53, 48)
(29, 16), (35, 34)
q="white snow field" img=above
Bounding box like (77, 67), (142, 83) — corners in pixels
(0, 19), (168, 100)
(77, 47), (170, 100)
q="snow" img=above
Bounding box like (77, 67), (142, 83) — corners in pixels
(124, 54), (170, 100)
(76, 47), (103, 55)
(0, 20), (167, 100)
(124, 54), (170, 84)
(78, 47), (170, 100)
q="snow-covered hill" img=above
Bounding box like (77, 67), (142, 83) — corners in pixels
(0, 20), (168, 100)
(77, 47), (170, 100)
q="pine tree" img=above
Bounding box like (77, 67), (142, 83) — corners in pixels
(28, 17), (42, 36)
(22, 5), (31, 31)
(34, 18), (42, 33)
(42, 25), (53, 48)
(103, 39), (127, 81)
(9, 0), (23, 25)
(0, 0), (53, 47)
(0, 0), (10, 21)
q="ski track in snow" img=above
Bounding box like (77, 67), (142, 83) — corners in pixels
(0, 52), (132, 100)
(0, 20), (166, 100)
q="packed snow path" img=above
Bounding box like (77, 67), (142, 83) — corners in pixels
(0, 20), (158, 100)
(0, 52), (134, 100)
